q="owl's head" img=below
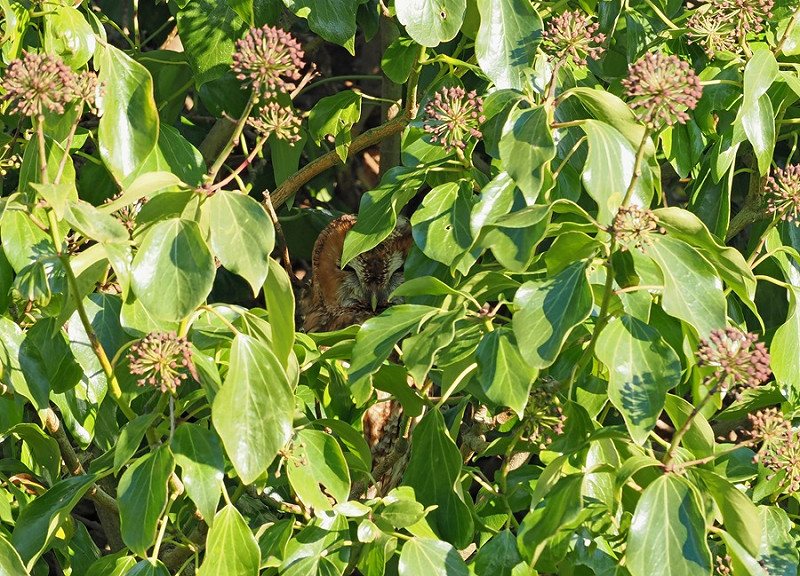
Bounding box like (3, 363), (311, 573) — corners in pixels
(312, 215), (413, 311)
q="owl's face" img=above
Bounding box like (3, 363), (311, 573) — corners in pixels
(310, 215), (413, 317)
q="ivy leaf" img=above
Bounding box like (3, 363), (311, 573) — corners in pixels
(131, 218), (216, 322)
(97, 44), (159, 185)
(410, 181), (475, 267)
(402, 410), (474, 548)
(308, 91), (362, 162)
(0, 534), (28, 576)
(645, 236), (727, 339)
(396, 0), (466, 47)
(118, 446), (175, 557)
(282, 0), (363, 54)
(513, 261), (593, 369)
(10, 474), (98, 569)
(475, 0), (541, 90)
(286, 429), (350, 511)
(595, 315), (680, 445)
(738, 48), (778, 176)
(474, 530), (523, 576)
(697, 469), (761, 556)
(476, 328), (538, 417)
(264, 257), (296, 366)
(197, 505), (260, 576)
(398, 538), (469, 576)
(758, 506), (799, 575)
(213, 334), (294, 484)
(498, 106), (555, 203)
(626, 474), (712, 576)
(348, 305), (438, 405)
(771, 285), (800, 403)
(171, 423), (224, 525)
(125, 560), (171, 576)
(382, 36), (419, 84)
(208, 190), (275, 296)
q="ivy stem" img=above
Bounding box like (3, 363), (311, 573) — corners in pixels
(35, 116), (48, 185)
(662, 384), (718, 468)
(206, 92), (257, 184)
(621, 128), (651, 207)
(209, 135), (268, 192)
(746, 220), (779, 268)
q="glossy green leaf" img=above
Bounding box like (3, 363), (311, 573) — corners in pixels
(379, 498), (426, 528)
(410, 181), (474, 266)
(264, 257), (295, 365)
(197, 504), (260, 576)
(697, 469), (761, 556)
(114, 413), (159, 474)
(64, 200), (129, 244)
(212, 334), (293, 484)
(382, 36), (419, 84)
(19, 318), (83, 395)
(176, 0), (247, 86)
(498, 106), (555, 203)
(396, 0), (466, 47)
(645, 236), (727, 339)
(308, 91), (362, 162)
(208, 190), (274, 295)
(97, 44), (159, 185)
(595, 315), (680, 445)
(286, 429), (350, 510)
(341, 167), (426, 266)
(44, 5), (95, 68)
(348, 305), (438, 404)
(0, 207), (57, 273)
(655, 207), (757, 313)
(0, 317), (46, 411)
(283, 0), (362, 53)
(581, 120), (653, 224)
(11, 474), (98, 569)
(131, 218), (215, 322)
(475, 0), (541, 90)
(118, 445), (175, 557)
(398, 538), (469, 576)
(568, 87), (652, 153)
(402, 410), (473, 548)
(125, 124), (207, 187)
(771, 285), (800, 403)
(626, 474), (712, 576)
(758, 506), (799, 575)
(739, 48), (778, 176)
(513, 261), (593, 369)
(85, 552), (137, 576)
(0, 533), (28, 576)
(663, 394), (714, 458)
(226, 0), (254, 23)
(402, 305), (465, 385)
(171, 423), (224, 524)
(5, 423), (60, 488)
(476, 328), (538, 417)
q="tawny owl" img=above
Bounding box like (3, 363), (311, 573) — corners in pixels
(302, 214), (413, 495)
(302, 214), (413, 333)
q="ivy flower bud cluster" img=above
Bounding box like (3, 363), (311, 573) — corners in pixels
(127, 331), (198, 394)
(247, 101), (302, 143)
(687, 0), (774, 56)
(749, 408), (800, 494)
(696, 327), (771, 396)
(766, 164), (800, 226)
(422, 87), (485, 154)
(621, 52), (703, 129)
(231, 25), (304, 99)
(541, 10), (606, 66)
(0, 52), (99, 118)
(612, 205), (665, 252)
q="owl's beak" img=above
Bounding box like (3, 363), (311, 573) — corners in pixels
(370, 291), (378, 311)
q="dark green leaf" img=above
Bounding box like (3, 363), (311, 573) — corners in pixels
(348, 305), (438, 405)
(474, 530), (523, 576)
(212, 334), (294, 484)
(476, 328), (538, 417)
(498, 106), (555, 203)
(410, 181), (475, 266)
(402, 306), (465, 385)
(0, 533), (28, 576)
(308, 91), (362, 162)
(170, 423), (224, 524)
(114, 413), (159, 474)
(382, 36), (419, 84)
(197, 505), (260, 576)
(283, 0), (362, 53)
(595, 315), (680, 445)
(125, 560), (171, 576)
(118, 445), (175, 557)
(131, 218), (215, 322)
(19, 318), (83, 395)
(758, 505), (799, 576)
(402, 410), (473, 548)
(626, 474), (712, 576)
(11, 474), (98, 568)
(513, 261), (593, 369)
